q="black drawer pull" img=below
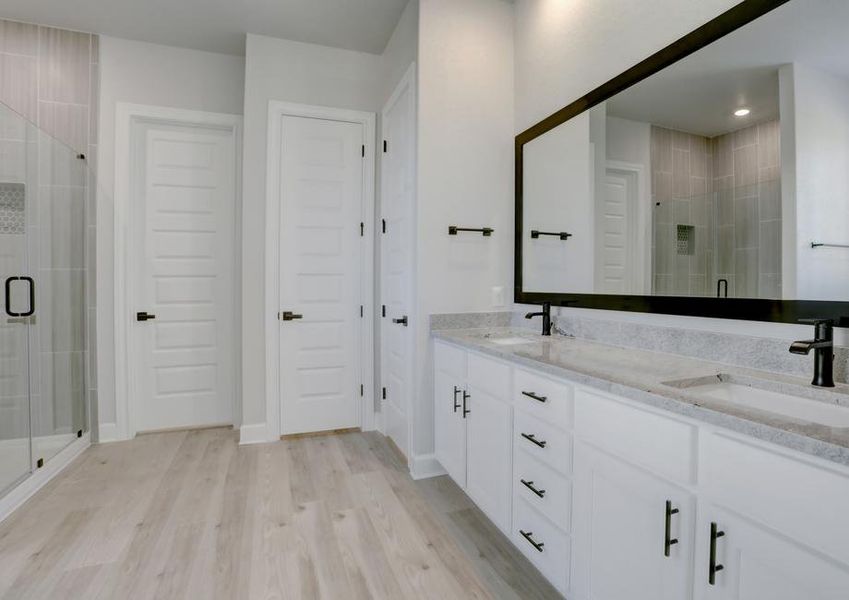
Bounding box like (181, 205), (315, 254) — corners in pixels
(520, 432), (547, 448)
(520, 479), (546, 498)
(519, 530), (545, 553)
(709, 522), (725, 585)
(664, 500), (679, 557)
(453, 386), (462, 412)
(521, 390), (547, 403)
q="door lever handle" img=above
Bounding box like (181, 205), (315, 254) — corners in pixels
(136, 311), (156, 321)
(392, 316), (408, 326)
(279, 311), (303, 321)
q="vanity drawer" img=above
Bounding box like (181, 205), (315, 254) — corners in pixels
(514, 449), (571, 532)
(468, 352), (510, 400)
(513, 498), (571, 593)
(513, 367), (573, 430)
(514, 409), (572, 476)
(702, 432), (849, 566)
(574, 387), (696, 484)
(434, 341), (467, 379)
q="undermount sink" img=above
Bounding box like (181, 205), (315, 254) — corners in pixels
(663, 374), (849, 427)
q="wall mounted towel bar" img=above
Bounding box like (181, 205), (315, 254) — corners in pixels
(448, 226), (493, 237)
(531, 230), (572, 240)
(811, 242), (849, 249)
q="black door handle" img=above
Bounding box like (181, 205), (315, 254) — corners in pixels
(453, 386), (462, 412)
(136, 311), (156, 321)
(392, 316), (408, 326)
(5, 276), (35, 317)
(280, 311), (303, 321)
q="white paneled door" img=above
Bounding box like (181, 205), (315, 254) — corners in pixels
(278, 115), (364, 435)
(132, 121), (236, 433)
(380, 67), (415, 458)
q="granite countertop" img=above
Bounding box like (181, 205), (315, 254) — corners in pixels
(433, 327), (849, 468)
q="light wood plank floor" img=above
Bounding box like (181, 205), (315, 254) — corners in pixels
(0, 428), (561, 599)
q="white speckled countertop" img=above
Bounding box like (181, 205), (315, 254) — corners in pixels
(433, 327), (849, 467)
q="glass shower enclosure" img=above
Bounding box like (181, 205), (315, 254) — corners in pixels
(0, 100), (93, 497)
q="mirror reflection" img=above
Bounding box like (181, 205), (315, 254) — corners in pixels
(521, 0), (849, 301)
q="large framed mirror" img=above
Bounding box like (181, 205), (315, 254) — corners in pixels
(515, 0), (849, 325)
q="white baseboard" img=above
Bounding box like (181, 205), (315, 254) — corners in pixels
(409, 453), (446, 480)
(239, 423), (269, 445)
(0, 433), (90, 524)
(97, 422), (121, 443)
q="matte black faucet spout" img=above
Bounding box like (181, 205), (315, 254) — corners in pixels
(790, 319), (835, 387)
(525, 302), (552, 336)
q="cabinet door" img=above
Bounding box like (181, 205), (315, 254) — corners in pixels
(694, 504), (849, 600)
(572, 442), (695, 600)
(466, 384), (512, 532)
(434, 368), (466, 486)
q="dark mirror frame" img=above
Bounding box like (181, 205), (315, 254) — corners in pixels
(514, 0), (849, 327)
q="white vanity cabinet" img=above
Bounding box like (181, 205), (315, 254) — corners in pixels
(432, 338), (849, 600)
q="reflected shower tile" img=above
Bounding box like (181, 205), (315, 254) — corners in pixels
(0, 53), (38, 122)
(0, 20), (38, 55)
(717, 225), (734, 273)
(759, 273), (782, 299)
(734, 248), (759, 297)
(38, 27), (90, 104)
(713, 135), (733, 178)
(733, 124), (757, 149)
(38, 137), (86, 186)
(689, 275), (706, 296)
(759, 220), (782, 274)
(38, 101), (87, 153)
(653, 171), (672, 204)
(758, 120), (780, 168)
(0, 139), (27, 182)
(734, 196), (758, 249)
(672, 149), (690, 197)
(758, 179), (781, 220)
(733, 145), (758, 187)
(672, 129), (691, 151)
(673, 198), (690, 225)
(39, 185), (86, 268)
(39, 270), (86, 353)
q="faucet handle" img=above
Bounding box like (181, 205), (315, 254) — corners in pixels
(798, 318), (834, 326)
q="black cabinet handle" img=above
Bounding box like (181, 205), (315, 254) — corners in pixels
(453, 386), (462, 413)
(462, 390), (470, 418)
(520, 432), (547, 448)
(136, 311), (156, 322)
(519, 530), (545, 553)
(521, 390), (547, 403)
(5, 276), (34, 317)
(709, 522), (725, 585)
(664, 500), (679, 557)
(392, 316), (408, 326)
(520, 479), (546, 498)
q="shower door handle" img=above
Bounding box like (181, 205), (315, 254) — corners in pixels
(4, 276), (34, 317)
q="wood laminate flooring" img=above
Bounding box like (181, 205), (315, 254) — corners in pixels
(0, 428), (561, 599)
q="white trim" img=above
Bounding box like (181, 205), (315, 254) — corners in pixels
(238, 423), (269, 445)
(409, 453), (446, 480)
(113, 103), (243, 441)
(265, 100), (377, 442)
(0, 433), (90, 524)
(97, 422), (119, 443)
(378, 62), (418, 459)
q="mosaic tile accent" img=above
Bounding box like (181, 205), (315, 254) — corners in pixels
(0, 182), (24, 234)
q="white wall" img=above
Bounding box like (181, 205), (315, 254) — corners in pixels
(787, 63), (849, 301)
(414, 0), (514, 460)
(240, 34), (383, 432)
(511, 0), (845, 342)
(96, 36), (244, 437)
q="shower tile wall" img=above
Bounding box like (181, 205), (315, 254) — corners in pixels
(0, 20), (99, 442)
(651, 120), (780, 298)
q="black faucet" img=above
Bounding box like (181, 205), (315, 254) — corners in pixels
(790, 318), (835, 387)
(525, 302), (552, 336)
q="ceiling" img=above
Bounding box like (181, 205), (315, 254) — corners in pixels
(0, 0), (410, 55)
(607, 0), (849, 138)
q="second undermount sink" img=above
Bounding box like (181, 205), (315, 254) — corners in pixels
(663, 374), (849, 427)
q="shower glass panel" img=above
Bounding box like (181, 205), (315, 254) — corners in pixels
(0, 99), (93, 498)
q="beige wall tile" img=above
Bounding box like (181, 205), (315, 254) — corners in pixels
(0, 20), (38, 56)
(38, 26), (91, 105)
(38, 100), (88, 152)
(0, 52), (38, 121)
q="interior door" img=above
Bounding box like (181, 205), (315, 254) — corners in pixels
(132, 121), (236, 433)
(0, 181), (32, 493)
(571, 442), (695, 600)
(380, 72), (415, 456)
(599, 167), (640, 294)
(694, 504), (849, 600)
(278, 115), (364, 435)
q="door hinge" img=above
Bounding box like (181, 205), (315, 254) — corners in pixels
(381, 218), (386, 233)
(382, 387), (387, 400)
(383, 140), (388, 153)
(361, 144), (365, 157)
(360, 222), (364, 237)
(360, 384), (364, 397)
(381, 304), (386, 317)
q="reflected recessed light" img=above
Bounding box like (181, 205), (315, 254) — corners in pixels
(734, 108), (751, 117)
